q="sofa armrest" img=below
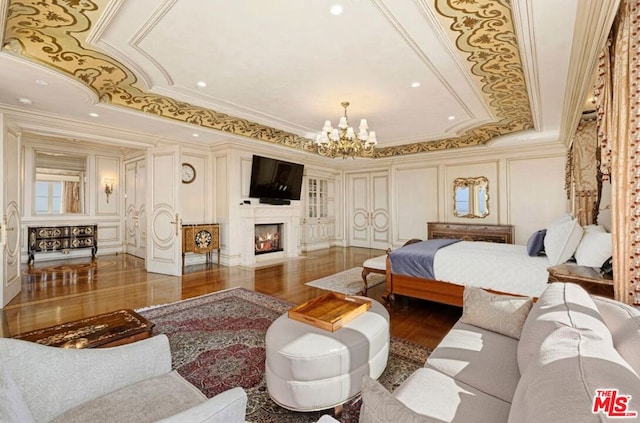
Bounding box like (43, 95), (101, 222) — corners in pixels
(157, 387), (247, 423)
(0, 334), (172, 423)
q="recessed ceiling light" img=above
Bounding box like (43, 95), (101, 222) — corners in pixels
(196, 81), (207, 88)
(89, 112), (99, 117)
(411, 82), (421, 88)
(330, 4), (343, 15)
(35, 79), (48, 86)
(192, 133), (199, 137)
(448, 115), (456, 120)
(17, 97), (33, 105)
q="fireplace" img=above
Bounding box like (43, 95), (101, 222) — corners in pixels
(255, 223), (283, 255)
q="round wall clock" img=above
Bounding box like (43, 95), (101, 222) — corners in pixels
(195, 230), (212, 249)
(182, 163), (196, 184)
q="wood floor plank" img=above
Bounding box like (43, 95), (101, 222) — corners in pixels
(3, 248), (460, 349)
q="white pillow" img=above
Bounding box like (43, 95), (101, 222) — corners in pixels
(575, 231), (612, 267)
(583, 224), (607, 233)
(544, 218), (584, 265)
(460, 286), (533, 339)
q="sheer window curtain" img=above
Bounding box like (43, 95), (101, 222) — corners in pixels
(595, 0), (640, 305)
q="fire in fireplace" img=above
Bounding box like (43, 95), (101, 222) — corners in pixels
(255, 223), (283, 255)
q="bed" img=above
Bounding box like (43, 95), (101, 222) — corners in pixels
(382, 222), (549, 307)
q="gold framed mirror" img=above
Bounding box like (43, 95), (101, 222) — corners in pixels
(453, 176), (489, 218)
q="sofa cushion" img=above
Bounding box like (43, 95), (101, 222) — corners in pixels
(543, 218), (583, 265)
(517, 282), (611, 373)
(592, 296), (640, 375)
(0, 361), (34, 423)
(460, 286), (533, 339)
(509, 326), (640, 422)
(427, 321), (520, 403)
(359, 376), (436, 423)
(50, 371), (206, 423)
(391, 367), (511, 423)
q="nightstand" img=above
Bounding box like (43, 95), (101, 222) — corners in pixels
(547, 264), (613, 298)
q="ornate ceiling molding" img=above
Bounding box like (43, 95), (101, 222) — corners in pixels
(2, 0), (532, 157)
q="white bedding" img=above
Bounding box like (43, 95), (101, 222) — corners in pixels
(433, 241), (551, 298)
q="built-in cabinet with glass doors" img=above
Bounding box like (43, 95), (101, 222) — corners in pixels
(301, 175), (336, 251)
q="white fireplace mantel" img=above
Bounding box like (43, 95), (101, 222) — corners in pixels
(238, 204), (301, 266)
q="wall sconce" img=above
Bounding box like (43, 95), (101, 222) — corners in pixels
(104, 178), (114, 203)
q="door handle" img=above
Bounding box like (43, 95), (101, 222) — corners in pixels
(170, 213), (180, 236)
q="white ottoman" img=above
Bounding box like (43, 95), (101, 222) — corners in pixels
(265, 298), (390, 411)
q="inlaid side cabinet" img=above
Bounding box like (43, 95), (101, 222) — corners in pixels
(182, 223), (220, 266)
(28, 225), (98, 265)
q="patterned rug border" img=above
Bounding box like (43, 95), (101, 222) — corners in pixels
(134, 287), (282, 313)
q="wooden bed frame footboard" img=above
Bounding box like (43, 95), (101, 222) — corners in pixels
(383, 256), (465, 307)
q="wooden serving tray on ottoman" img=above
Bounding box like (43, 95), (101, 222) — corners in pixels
(288, 292), (372, 332)
(13, 309), (154, 349)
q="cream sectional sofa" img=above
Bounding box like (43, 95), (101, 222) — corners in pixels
(359, 282), (640, 422)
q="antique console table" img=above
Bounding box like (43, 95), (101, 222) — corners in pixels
(182, 223), (220, 266)
(28, 225), (98, 265)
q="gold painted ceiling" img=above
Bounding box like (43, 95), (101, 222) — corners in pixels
(2, 0), (533, 157)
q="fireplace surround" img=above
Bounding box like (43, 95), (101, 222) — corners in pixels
(238, 204), (301, 266)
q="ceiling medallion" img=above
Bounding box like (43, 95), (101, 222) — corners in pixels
(313, 102), (377, 159)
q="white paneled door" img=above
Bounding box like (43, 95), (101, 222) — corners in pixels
(146, 146), (182, 276)
(1, 126), (21, 308)
(125, 159), (146, 259)
(347, 170), (390, 250)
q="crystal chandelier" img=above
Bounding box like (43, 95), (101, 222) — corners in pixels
(314, 101), (377, 158)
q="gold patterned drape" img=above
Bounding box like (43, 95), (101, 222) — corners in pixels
(568, 120), (599, 226)
(62, 181), (80, 214)
(594, 0), (640, 305)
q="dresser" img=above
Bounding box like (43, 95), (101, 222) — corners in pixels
(427, 222), (515, 244)
(28, 225), (98, 265)
(182, 223), (220, 266)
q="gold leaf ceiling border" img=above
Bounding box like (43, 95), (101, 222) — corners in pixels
(2, 0), (532, 157)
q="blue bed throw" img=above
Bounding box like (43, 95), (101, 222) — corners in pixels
(388, 239), (461, 279)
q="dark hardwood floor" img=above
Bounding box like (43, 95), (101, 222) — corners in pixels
(2, 247), (461, 349)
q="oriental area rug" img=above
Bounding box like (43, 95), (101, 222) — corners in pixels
(305, 267), (386, 295)
(138, 287), (430, 423)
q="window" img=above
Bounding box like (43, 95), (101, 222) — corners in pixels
(35, 181), (62, 213)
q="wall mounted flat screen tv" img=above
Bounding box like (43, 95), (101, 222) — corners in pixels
(249, 155), (304, 201)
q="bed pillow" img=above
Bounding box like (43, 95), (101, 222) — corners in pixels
(583, 224), (607, 233)
(526, 229), (546, 256)
(544, 218), (583, 265)
(460, 286), (533, 339)
(574, 231), (612, 267)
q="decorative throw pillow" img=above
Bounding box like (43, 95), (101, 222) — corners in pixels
(575, 231), (612, 267)
(359, 376), (433, 423)
(460, 286), (533, 339)
(543, 218), (584, 265)
(526, 229), (547, 256)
